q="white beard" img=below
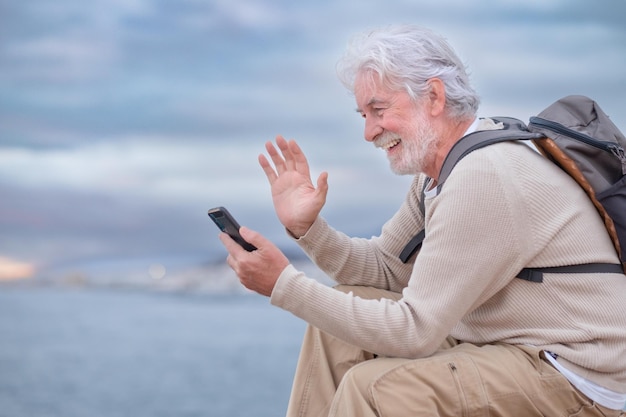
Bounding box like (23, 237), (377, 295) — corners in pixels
(387, 112), (439, 176)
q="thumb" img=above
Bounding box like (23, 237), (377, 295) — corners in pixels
(239, 226), (266, 248)
(316, 171), (329, 201)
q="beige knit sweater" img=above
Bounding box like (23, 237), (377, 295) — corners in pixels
(270, 138), (626, 392)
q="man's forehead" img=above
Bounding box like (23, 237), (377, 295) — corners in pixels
(355, 77), (385, 106)
(355, 70), (379, 93)
(355, 83), (395, 112)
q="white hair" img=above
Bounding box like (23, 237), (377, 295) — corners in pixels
(336, 25), (480, 120)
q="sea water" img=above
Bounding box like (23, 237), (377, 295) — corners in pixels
(0, 286), (305, 417)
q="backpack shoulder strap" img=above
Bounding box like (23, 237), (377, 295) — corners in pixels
(516, 263), (624, 283)
(399, 179), (429, 263)
(436, 117), (544, 192)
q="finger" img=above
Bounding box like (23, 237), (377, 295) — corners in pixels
(226, 254), (236, 271)
(239, 226), (266, 249)
(276, 136), (296, 171)
(288, 139), (311, 176)
(275, 135), (289, 149)
(258, 154), (277, 184)
(267, 137), (287, 174)
(316, 171), (329, 199)
(218, 231), (245, 257)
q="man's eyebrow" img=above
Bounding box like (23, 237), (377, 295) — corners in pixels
(356, 98), (385, 113)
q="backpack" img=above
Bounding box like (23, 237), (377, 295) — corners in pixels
(399, 95), (626, 282)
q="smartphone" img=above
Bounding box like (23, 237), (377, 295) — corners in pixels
(207, 206), (257, 252)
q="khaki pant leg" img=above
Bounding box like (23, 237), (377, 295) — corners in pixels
(285, 285), (403, 417)
(328, 357), (409, 417)
(329, 342), (621, 417)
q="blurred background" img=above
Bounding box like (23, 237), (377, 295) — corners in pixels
(1, 0), (625, 284)
(1, 0), (625, 415)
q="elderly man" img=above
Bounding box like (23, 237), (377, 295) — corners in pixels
(219, 25), (626, 416)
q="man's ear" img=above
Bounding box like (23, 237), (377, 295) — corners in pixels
(426, 78), (446, 117)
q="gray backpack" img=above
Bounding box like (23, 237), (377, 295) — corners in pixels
(399, 95), (626, 282)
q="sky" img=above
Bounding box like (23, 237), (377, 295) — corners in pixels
(1, 0), (625, 280)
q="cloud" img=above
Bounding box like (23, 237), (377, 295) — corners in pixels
(184, 0), (290, 31)
(1, 0), (625, 275)
(0, 135), (265, 193)
(0, 130), (408, 210)
(5, 35), (118, 82)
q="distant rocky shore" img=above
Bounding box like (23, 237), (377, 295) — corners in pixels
(2, 255), (332, 295)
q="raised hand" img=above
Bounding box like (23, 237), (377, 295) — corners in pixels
(259, 135), (329, 238)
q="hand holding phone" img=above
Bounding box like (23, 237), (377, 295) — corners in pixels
(208, 207), (257, 252)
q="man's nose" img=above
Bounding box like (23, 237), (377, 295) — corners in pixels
(364, 117), (383, 142)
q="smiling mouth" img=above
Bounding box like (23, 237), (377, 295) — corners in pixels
(381, 138), (401, 151)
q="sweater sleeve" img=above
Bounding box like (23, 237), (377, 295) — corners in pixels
(291, 175), (427, 292)
(270, 147), (535, 358)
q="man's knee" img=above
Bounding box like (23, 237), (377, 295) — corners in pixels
(337, 360), (374, 399)
(331, 358), (411, 416)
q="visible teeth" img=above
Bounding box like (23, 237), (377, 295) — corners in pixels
(382, 139), (400, 150)
(374, 135), (401, 151)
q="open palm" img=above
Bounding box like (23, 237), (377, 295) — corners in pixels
(259, 136), (329, 238)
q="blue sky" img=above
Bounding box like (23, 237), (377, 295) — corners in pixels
(1, 0), (625, 279)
